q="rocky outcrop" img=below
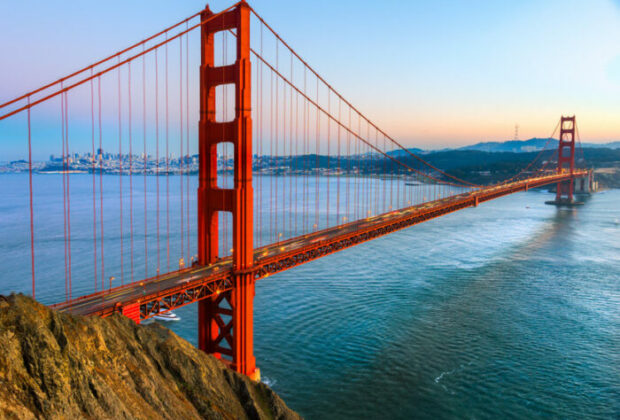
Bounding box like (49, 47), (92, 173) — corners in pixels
(0, 294), (301, 420)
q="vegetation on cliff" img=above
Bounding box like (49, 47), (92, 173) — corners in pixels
(0, 294), (301, 420)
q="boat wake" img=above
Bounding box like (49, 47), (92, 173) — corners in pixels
(434, 361), (475, 394)
(142, 311), (181, 324)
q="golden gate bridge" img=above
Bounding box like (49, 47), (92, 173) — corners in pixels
(0, 1), (591, 381)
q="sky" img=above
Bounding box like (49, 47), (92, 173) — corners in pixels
(1, 0), (619, 157)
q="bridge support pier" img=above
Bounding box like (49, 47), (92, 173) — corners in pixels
(198, 277), (259, 381)
(230, 273), (258, 380)
(197, 1), (258, 380)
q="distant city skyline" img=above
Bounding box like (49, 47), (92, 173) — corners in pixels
(1, 0), (619, 161)
(3, 133), (620, 165)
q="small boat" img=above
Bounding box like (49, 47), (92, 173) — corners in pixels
(152, 311), (181, 322)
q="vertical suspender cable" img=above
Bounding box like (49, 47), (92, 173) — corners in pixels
(282, 66), (287, 240)
(143, 47), (148, 279)
(346, 107), (351, 222)
(314, 76), (319, 230)
(90, 73), (98, 292)
(396, 139), (400, 209)
(128, 62), (134, 284)
(179, 36), (185, 267)
(282, 56), (287, 240)
(389, 130), (393, 210)
(27, 97), (35, 299)
(258, 23), (263, 248)
(185, 27), (191, 262)
(294, 81), (299, 235)
(367, 123), (371, 216)
(270, 69), (274, 242)
(118, 60), (124, 286)
(275, 41), (279, 242)
(289, 53), (294, 236)
(282, 61), (287, 240)
(336, 98), (341, 225)
(363, 123), (367, 216)
(61, 90), (68, 300)
(326, 90), (330, 226)
(256, 56), (260, 247)
(355, 113), (360, 219)
(382, 135), (386, 213)
(303, 67), (307, 234)
(98, 78), (105, 290)
(165, 35), (170, 271)
(66, 93), (72, 298)
(155, 49), (161, 276)
(376, 129), (379, 212)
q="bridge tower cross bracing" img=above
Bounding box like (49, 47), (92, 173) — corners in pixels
(555, 115), (576, 203)
(197, 1), (258, 380)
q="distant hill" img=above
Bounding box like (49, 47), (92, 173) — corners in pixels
(387, 147), (428, 157)
(388, 139), (620, 157)
(586, 141), (620, 149)
(459, 138), (556, 153)
(457, 138), (620, 153)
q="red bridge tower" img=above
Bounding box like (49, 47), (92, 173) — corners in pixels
(197, 2), (258, 380)
(555, 116), (576, 203)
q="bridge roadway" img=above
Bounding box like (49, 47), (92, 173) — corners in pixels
(52, 171), (586, 321)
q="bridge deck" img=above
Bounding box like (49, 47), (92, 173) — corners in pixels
(52, 171), (586, 321)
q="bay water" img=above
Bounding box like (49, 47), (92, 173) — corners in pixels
(1, 173), (618, 419)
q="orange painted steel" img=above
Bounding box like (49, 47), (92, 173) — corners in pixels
(196, 1), (257, 378)
(556, 116), (576, 202)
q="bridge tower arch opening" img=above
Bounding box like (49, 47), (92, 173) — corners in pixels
(197, 1), (258, 380)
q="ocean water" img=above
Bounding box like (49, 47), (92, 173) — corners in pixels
(1, 174), (619, 419)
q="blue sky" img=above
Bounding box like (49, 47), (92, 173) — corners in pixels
(1, 0), (619, 158)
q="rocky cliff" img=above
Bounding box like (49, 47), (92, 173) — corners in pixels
(0, 294), (301, 420)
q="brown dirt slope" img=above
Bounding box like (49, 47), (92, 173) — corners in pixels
(0, 294), (301, 420)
